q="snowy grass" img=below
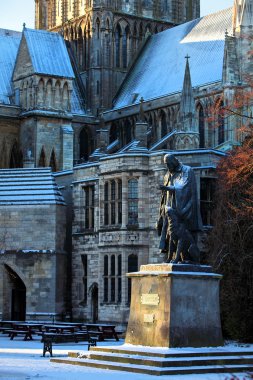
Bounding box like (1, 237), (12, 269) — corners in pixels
(0, 333), (252, 379)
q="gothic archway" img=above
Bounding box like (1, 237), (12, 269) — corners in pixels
(49, 149), (57, 172)
(9, 142), (23, 168)
(3, 264), (26, 321)
(38, 147), (46, 167)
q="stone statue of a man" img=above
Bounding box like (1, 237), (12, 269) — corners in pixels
(157, 154), (203, 264)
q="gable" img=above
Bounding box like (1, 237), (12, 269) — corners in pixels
(23, 28), (74, 79)
(12, 34), (34, 82)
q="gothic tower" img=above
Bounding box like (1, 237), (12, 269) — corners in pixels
(35, 0), (200, 114)
(35, 0), (48, 30)
(233, 0), (253, 33)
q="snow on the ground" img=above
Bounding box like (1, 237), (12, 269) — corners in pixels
(0, 334), (252, 380)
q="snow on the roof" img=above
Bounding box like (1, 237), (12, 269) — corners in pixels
(113, 8), (233, 109)
(24, 28), (74, 79)
(0, 167), (65, 206)
(0, 29), (21, 104)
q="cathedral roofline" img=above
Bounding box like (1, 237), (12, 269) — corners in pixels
(113, 8), (233, 109)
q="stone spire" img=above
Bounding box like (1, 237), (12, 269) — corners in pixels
(179, 55), (196, 132)
(233, 0), (253, 33)
(174, 56), (199, 150)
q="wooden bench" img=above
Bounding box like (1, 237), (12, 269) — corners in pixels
(7, 329), (33, 341)
(41, 331), (102, 357)
(0, 327), (12, 334)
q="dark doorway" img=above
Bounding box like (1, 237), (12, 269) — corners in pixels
(4, 265), (26, 321)
(12, 289), (26, 321)
(91, 283), (98, 323)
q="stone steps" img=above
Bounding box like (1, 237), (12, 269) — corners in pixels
(51, 346), (253, 376)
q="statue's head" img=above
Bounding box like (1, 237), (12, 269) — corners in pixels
(164, 154), (180, 173)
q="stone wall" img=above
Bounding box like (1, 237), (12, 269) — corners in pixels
(0, 202), (68, 320)
(0, 204), (66, 252)
(0, 251), (68, 320)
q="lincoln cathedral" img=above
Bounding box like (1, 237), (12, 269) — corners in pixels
(0, 0), (252, 325)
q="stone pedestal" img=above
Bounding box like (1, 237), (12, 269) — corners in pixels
(125, 263), (223, 348)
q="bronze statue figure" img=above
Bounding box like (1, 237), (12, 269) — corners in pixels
(157, 154), (202, 264)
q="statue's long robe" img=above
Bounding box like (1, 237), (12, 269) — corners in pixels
(158, 164), (203, 251)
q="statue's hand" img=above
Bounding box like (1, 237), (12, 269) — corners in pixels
(159, 185), (174, 192)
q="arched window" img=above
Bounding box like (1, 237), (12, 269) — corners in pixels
(87, 20), (91, 68)
(161, 110), (167, 137)
(218, 100), (225, 145)
(84, 185), (95, 229)
(38, 147), (46, 167)
(133, 23), (137, 54)
(103, 253), (122, 304)
(96, 18), (100, 39)
(37, 79), (44, 107)
(122, 26), (130, 68)
(104, 179), (122, 225)
(79, 128), (91, 161)
(127, 254), (138, 304)
(128, 179), (138, 225)
(54, 81), (61, 109)
(115, 24), (121, 68)
(77, 27), (84, 70)
(49, 149), (57, 172)
(198, 104), (205, 148)
(62, 82), (69, 110)
(139, 23), (143, 41)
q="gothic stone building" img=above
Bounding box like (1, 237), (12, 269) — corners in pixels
(0, 0), (252, 324)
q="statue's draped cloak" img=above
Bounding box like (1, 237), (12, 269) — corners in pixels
(161, 164), (203, 232)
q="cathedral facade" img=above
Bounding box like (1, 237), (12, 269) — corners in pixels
(0, 0), (252, 324)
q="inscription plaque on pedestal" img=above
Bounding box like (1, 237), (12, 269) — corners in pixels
(141, 294), (160, 305)
(144, 314), (155, 323)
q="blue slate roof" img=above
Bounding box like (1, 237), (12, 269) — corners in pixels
(113, 8), (233, 109)
(0, 29), (21, 104)
(0, 168), (65, 205)
(24, 28), (74, 78)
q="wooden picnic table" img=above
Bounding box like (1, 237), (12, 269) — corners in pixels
(52, 322), (84, 329)
(42, 324), (78, 333)
(5, 323), (41, 341)
(84, 324), (120, 341)
(0, 321), (24, 327)
(13, 323), (44, 332)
